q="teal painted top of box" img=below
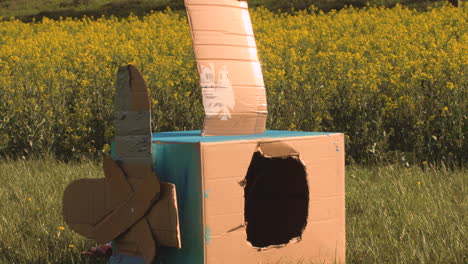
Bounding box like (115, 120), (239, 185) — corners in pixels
(152, 130), (335, 143)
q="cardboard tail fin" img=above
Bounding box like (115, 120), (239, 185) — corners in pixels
(62, 65), (181, 264)
(185, 0), (268, 136)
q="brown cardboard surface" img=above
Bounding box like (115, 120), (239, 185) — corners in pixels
(146, 182), (181, 248)
(114, 182), (181, 261)
(63, 158), (181, 261)
(110, 64), (159, 261)
(63, 65), (181, 263)
(186, 0), (268, 135)
(91, 162), (160, 244)
(62, 158), (129, 240)
(128, 65), (150, 111)
(115, 218), (156, 264)
(114, 65), (152, 164)
(199, 134), (345, 263)
(257, 141), (299, 158)
(62, 158), (160, 244)
(62, 178), (110, 239)
(111, 65), (181, 259)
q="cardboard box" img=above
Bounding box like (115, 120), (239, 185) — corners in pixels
(110, 130), (345, 264)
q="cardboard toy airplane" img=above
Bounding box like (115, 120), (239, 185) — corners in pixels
(61, 0), (268, 261)
(62, 1), (345, 263)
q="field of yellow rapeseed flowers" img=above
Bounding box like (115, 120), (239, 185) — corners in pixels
(0, 4), (466, 164)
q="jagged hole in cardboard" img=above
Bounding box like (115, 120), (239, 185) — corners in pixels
(244, 152), (309, 248)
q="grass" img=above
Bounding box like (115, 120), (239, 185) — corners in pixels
(0, 158), (466, 263)
(0, 157), (106, 264)
(346, 165), (466, 263)
(0, 0), (448, 21)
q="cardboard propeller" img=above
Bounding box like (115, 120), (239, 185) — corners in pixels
(62, 65), (181, 264)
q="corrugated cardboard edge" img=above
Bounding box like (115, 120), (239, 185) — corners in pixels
(257, 141), (299, 159)
(199, 141), (208, 263)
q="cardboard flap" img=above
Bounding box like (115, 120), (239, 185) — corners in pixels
(185, 0), (268, 136)
(258, 142), (299, 158)
(114, 182), (181, 263)
(62, 157), (132, 238)
(146, 182), (181, 248)
(62, 178), (110, 238)
(62, 158), (161, 244)
(115, 218), (156, 264)
(90, 162), (161, 244)
(103, 157), (133, 201)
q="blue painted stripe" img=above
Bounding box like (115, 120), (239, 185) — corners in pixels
(205, 225), (212, 245)
(152, 130), (336, 143)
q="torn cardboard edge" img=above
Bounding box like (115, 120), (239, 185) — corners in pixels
(243, 142), (309, 250)
(257, 141), (300, 159)
(248, 236), (303, 252)
(198, 140), (309, 251)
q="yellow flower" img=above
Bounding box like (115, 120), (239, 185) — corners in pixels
(446, 82), (455, 90)
(26, 197), (32, 201)
(0, 5), (464, 165)
(68, 244), (74, 248)
(417, 181), (421, 185)
(57, 226), (65, 231)
(102, 144), (111, 152)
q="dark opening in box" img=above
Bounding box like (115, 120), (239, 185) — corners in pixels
(244, 151), (309, 248)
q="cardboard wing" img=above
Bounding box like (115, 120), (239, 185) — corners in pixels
(62, 65), (181, 264)
(185, 0), (268, 136)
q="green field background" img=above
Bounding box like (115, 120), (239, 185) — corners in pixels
(0, 2), (466, 264)
(0, 158), (465, 263)
(0, 4), (466, 164)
